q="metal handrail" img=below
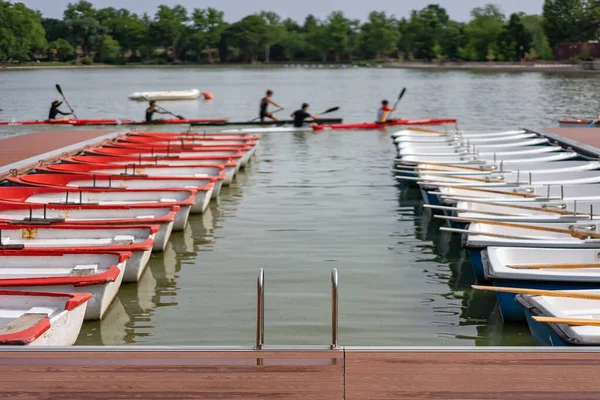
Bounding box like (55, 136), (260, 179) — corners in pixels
(331, 268), (339, 349)
(255, 268), (265, 350)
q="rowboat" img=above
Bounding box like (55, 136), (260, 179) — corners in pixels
(313, 118), (457, 131)
(516, 291), (600, 346)
(0, 290), (91, 345)
(460, 220), (600, 281)
(119, 135), (258, 148)
(484, 247), (600, 322)
(392, 129), (527, 139)
(128, 89), (201, 101)
(64, 155), (239, 184)
(0, 250), (131, 320)
(0, 118), (229, 126)
(399, 144), (561, 158)
(131, 131), (261, 141)
(0, 201), (178, 251)
(400, 151), (579, 165)
(397, 138), (549, 153)
(0, 223), (157, 283)
(394, 133), (539, 145)
(0, 185), (196, 231)
(191, 118), (343, 127)
(107, 142), (256, 165)
(558, 118), (597, 128)
(86, 147), (245, 172)
(9, 174), (215, 211)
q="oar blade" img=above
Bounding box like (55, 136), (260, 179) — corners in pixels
(397, 88), (407, 102)
(322, 106), (339, 115)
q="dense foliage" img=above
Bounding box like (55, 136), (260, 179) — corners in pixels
(1, 0), (598, 64)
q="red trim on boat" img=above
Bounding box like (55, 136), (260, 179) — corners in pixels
(0, 265), (122, 288)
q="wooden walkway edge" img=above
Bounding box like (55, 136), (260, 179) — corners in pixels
(1, 349), (600, 399)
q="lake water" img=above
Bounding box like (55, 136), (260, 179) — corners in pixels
(0, 67), (599, 346)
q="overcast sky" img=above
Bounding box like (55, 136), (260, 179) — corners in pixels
(22, 0), (544, 22)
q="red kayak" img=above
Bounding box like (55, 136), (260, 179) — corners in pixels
(558, 118), (596, 127)
(0, 118), (228, 126)
(130, 131), (261, 141)
(312, 118), (457, 131)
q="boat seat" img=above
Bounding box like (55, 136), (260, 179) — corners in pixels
(159, 198), (177, 203)
(0, 312), (48, 335)
(193, 174), (208, 177)
(112, 235), (135, 245)
(70, 264), (99, 276)
(134, 215), (156, 219)
(184, 186), (198, 189)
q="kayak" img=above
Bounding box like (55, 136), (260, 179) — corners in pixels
(558, 118), (597, 128)
(0, 118), (228, 126)
(221, 126), (313, 133)
(191, 118), (343, 127)
(313, 119), (457, 131)
(128, 89), (201, 101)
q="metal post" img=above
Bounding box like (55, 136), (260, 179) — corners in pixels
(255, 268), (264, 350)
(331, 268), (339, 350)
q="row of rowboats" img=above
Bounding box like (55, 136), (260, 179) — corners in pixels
(393, 126), (600, 346)
(0, 130), (259, 345)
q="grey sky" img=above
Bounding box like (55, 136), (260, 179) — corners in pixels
(22, 0), (544, 22)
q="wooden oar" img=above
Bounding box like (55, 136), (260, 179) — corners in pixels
(533, 316), (600, 326)
(440, 227), (545, 240)
(394, 161), (494, 172)
(472, 285), (600, 300)
(55, 84), (78, 119)
(437, 215), (600, 240)
(508, 263), (600, 270)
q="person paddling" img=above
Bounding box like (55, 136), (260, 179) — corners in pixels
(48, 100), (72, 121)
(377, 100), (397, 124)
(146, 100), (169, 123)
(291, 103), (319, 127)
(260, 90), (284, 121)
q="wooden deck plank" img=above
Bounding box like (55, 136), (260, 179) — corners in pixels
(0, 351), (344, 400)
(345, 352), (600, 400)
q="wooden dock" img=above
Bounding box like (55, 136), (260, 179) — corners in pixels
(0, 129), (124, 179)
(2, 348), (600, 399)
(531, 127), (600, 158)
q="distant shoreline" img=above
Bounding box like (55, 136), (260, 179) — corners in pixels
(2, 61), (599, 73)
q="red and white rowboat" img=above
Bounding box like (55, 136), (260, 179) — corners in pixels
(0, 250), (131, 320)
(0, 290), (91, 345)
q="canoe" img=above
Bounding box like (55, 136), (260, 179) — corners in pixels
(0, 118), (229, 126)
(128, 89), (201, 101)
(118, 135), (258, 148)
(394, 133), (539, 144)
(516, 290), (600, 346)
(0, 223), (158, 283)
(0, 290), (91, 345)
(396, 137), (548, 150)
(484, 247), (600, 323)
(63, 155), (239, 184)
(462, 220), (600, 282)
(131, 131), (261, 141)
(87, 147), (245, 170)
(9, 174), (216, 210)
(313, 118), (458, 131)
(191, 118), (343, 127)
(558, 118), (596, 128)
(0, 185), (196, 231)
(0, 250), (131, 320)
(107, 142), (256, 166)
(0, 201), (178, 251)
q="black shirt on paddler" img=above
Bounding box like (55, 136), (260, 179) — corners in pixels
(292, 110), (311, 127)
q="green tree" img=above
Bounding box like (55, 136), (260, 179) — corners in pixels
(149, 5), (189, 60)
(324, 11), (351, 62)
(96, 8), (148, 57)
(96, 35), (120, 63)
(522, 15), (553, 59)
(42, 18), (70, 42)
(48, 38), (75, 61)
(496, 13), (532, 61)
(462, 4), (505, 61)
(190, 8), (227, 62)
(64, 1), (106, 57)
(542, 0), (587, 47)
(0, 1), (47, 61)
(360, 11), (400, 59)
(223, 15), (268, 62)
(259, 11), (285, 63)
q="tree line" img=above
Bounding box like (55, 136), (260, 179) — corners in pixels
(1, 0), (599, 65)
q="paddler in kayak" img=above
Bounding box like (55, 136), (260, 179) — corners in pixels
(259, 90), (284, 122)
(291, 103), (319, 128)
(376, 100), (397, 124)
(146, 100), (169, 123)
(48, 100), (72, 121)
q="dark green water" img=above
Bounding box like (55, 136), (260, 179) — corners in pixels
(0, 67), (599, 345)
